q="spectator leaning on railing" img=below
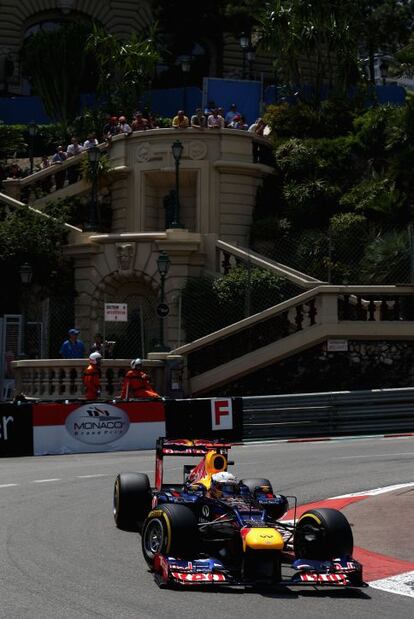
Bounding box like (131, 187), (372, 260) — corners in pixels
(207, 108), (225, 129)
(190, 107), (206, 128)
(172, 110), (190, 128)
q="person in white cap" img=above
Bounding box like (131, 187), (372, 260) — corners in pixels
(83, 352), (102, 400)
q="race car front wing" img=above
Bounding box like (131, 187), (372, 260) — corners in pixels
(152, 554), (365, 588)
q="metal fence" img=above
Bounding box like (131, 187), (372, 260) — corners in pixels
(251, 223), (414, 285)
(243, 388), (414, 440)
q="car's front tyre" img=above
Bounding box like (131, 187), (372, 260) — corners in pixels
(142, 503), (199, 566)
(294, 507), (354, 560)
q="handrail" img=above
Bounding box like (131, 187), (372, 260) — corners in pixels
(0, 190), (82, 232)
(172, 284), (414, 357)
(216, 240), (324, 288)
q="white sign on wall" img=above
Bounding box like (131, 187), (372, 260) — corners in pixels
(104, 303), (128, 322)
(327, 339), (348, 352)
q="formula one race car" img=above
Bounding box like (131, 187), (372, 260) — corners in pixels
(113, 436), (364, 589)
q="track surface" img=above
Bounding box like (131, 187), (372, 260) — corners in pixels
(0, 437), (413, 619)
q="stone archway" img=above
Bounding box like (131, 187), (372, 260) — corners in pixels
(90, 270), (159, 358)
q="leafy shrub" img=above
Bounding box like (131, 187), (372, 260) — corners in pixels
(359, 231), (410, 284)
(339, 177), (406, 224)
(264, 103), (321, 140)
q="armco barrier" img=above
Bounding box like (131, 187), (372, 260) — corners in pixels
(0, 397), (242, 456)
(242, 388), (414, 441)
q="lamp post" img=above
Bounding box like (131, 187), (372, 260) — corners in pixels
(28, 121), (38, 175)
(19, 262), (33, 357)
(155, 251), (171, 352)
(240, 34), (250, 79)
(171, 140), (184, 228)
(180, 55), (191, 115)
(246, 46), (255, 80)
(85, 145), (101, 231)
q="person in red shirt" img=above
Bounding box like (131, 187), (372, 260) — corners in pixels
(120, 358), (160, 399)
(83, 352), (102, 400)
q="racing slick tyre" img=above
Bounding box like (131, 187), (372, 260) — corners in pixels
(142, 503), (199, 567)
(293, 507), (354, 560)
(240, 478), (273, 494)
(113, 473), (151, 531)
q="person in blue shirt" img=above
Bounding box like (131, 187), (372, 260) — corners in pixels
(59, 328), (85, 358)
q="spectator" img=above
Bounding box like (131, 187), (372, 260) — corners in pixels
(190, 107), (206, 128)
(52, 145), (67, 190)
(83, 133), (99, 150)
(172, 110), (189, 129)
(7, 162), (23, 179)
(147, 112), (159, 129)
(204, 100), (216, 118)
(83, 352), (102, 400)
(248, 117), (266, 135)
(229, 114), (248, 130)
(225, 103), (239, 127)
(89, 333), (114, 359)
(117, 115), (133, 135)
(120, 358), (160, 399)
(59, 328), (85, 358)
(131, 111), (149, 131)
(103, 116), (118, 141)
(66, 137), (83, 184)
(207, 108), (225, 129)
(39, 155), (52, 193)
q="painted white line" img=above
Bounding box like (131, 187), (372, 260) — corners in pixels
(0, 483), (18, 488)
(332, 481), (414, 499)
(32, 478), (61, 484)
(369, 570), (414, 599)
(76, 473), (109, 479)
(337, 453), (414, 460)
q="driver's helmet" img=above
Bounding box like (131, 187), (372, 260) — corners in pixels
(210, 471), (239, 498)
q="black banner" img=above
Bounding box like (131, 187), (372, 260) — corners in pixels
(0, 403), (33, 457)
(165, 397), (243, 441)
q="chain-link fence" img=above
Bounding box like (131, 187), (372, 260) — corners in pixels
(251, 222), (414, 285)
(180, 266), (302, 345)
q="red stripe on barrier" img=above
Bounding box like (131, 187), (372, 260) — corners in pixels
(33, 401), (165, 426)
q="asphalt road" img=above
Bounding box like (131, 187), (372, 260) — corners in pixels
(0, 437), (413, 619)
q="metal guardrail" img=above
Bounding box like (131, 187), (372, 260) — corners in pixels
(243, 388), (414, 440)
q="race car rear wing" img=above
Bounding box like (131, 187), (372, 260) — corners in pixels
(154, 437), (232, 491)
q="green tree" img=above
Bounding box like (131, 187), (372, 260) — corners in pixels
(356, 1), (414, 82)
(20, 22), (97, 129)
(258, 0), (361, 103)
(86, 23), (160, 114)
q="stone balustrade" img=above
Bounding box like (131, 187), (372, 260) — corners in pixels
(10, 358), (166, 401)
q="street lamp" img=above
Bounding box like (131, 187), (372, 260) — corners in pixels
(19, 262), (33, 357)
(28, 121), (38, 175)
(155, 251), (171, 352)
(85, 145), (101, 231)
(171, 140), (184, 229)
(240, 34), (250, 79)
(246, 46), (255, 80)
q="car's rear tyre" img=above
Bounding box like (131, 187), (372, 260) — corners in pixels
(113, 472), (151, 531)
(294, 507), (354, 560)
(142, 503), (199, 566)
(240, 478), (273, 494)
